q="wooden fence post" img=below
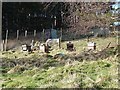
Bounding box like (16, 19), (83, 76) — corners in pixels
(59, 38), (61, 49)
(3, 40), (5, 51)
(5, 30), (8, 51)
(1, 40), (4, 51)
(25, 30), (27, 37)
(34, 30), (36, 38)
(59, 28), (62, 49)
(17, 30), (19, 40)
(43, 29), (45, 42)
(60, 28), (62, 40)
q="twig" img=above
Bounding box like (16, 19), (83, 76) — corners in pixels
(106, 42), (111, 49)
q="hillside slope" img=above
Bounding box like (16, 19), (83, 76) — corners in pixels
(0, 37), (119, 89)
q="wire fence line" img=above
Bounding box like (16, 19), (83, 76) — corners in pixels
(1, 29), (63, 51)
(1, 27), (118, 51)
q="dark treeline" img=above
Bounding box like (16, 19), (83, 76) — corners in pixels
(2, 2), (115, 39)
(2, 2), (64, 39)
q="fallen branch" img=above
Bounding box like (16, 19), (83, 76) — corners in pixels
(106, 42), (111, 49)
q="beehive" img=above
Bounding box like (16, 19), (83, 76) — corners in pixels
(22, 44), (27, 51)
(66, 42), (74, 51)
(40, 44), (49, 53)
(87, 42), (96, 50)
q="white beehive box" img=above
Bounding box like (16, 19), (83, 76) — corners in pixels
(87, 42), (96, 50)
(22, 44), (27, 51)
(40, 44), (46, 52)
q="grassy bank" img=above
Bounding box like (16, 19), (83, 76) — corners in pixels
(0, 37), (119, 88)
